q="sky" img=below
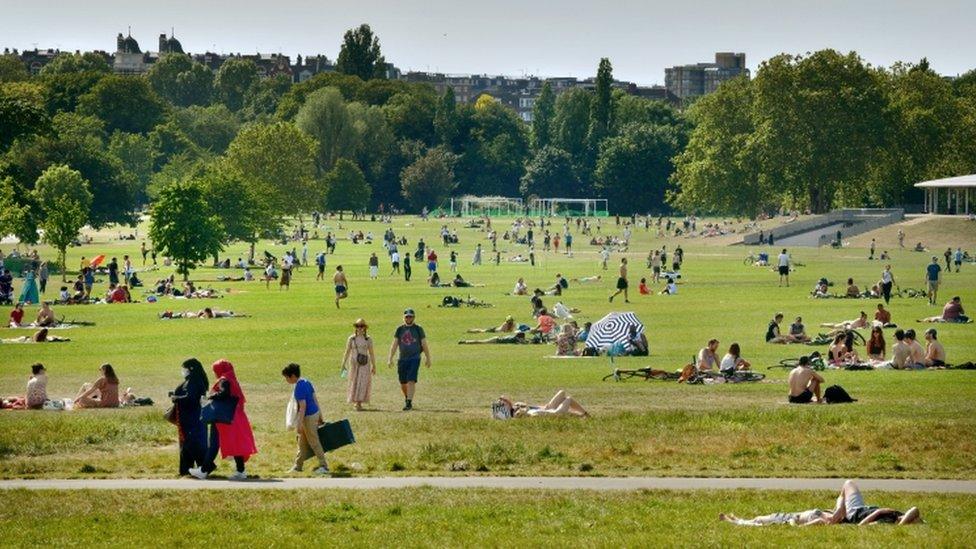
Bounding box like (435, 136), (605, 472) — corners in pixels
(2, 0), (974, 85)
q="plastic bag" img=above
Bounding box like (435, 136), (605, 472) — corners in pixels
(285, 397), (299, 430)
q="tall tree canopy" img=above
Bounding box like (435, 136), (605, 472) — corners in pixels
(149, 179), (223, 280)
(214, 58), (259, 112)
(33, 165), (92, 280)
(531, 82), (555, 151)
(401, 147), (456, 210)
(146, 54), (213, 107)
(336, 24), (386, 81)
(77, 75), (166, 134)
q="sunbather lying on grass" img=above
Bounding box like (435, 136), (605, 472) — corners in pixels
(459, 332), (537, 344)
(467, 316), (516, 333)
(159, 308), (246, 319)
(820, 311), (869, 330)
(496, 390), (589, 418)
(2, 328), (70, 343)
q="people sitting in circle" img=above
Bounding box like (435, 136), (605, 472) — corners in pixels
(74, 363), (120, 409)
(918, 296), (970, 323)
(788, 355), (824, 403)
(494, 390), (589, 418)
(788, 316), (812, 343)
(866, 326), (886, 361)
(720, 343), (751, 375)
(159, 308), (245, 319)
(467, 316), (516, 334)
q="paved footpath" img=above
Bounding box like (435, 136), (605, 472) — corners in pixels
(1, 477), (975, 493)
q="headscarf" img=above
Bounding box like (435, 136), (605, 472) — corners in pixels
(182, 358), (209, 393)
(211, 359), (245, 403)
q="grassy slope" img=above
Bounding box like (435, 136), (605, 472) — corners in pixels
(846, 217), (976, 251)
(1, 216), (974, 479)
(1, 488), (974, 547)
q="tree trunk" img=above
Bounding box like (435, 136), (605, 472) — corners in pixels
(60, 247), (67, 282)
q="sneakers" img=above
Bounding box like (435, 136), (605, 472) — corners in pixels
(287, 467), (302, 474)
(228, 471), (247, 481)
(403, 399), (413, 411)
(188, 467), (208, 480)
(313, 466), (329, 475)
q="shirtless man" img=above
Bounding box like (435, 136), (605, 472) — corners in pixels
(697, 339), (720, 372)
(905, 329), (926, 369)
(608, 258), (629, 303)
(922, 328), (946, 367)
(333, 265), (348, 309)
(788, 356), (824, 403)
(35, 302), (57, 327)
(890, 329), (912, 369)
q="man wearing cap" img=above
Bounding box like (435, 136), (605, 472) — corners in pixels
(388, 308), (432, 411)
(788, 356), (824, 404)
(925, 256), (941, 305)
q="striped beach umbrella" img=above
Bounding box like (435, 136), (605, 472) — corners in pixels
(585, 311), (644, 350)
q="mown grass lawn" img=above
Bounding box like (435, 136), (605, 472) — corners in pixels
(1, 488), (974, 547)
(1, 216), (974, 479)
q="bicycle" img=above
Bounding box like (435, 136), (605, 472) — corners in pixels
(602, 367), (679, 382)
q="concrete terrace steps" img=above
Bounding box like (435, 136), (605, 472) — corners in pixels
(742, 209), (904, 247)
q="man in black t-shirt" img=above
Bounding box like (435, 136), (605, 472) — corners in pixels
(388, 308), (432, 411)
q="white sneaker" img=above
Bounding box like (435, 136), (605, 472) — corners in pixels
(313, 466), (329, 475)
(188, 467), (209, 480)
(287, 467), (302, 474)
(228, 471), (247, 481)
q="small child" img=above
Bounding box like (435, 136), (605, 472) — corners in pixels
(639, 278), (650, 295)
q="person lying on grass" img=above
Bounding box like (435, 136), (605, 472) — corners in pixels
(834, 479), (922, 525)
(820, 311), (869, 330)
(496, 390), (589, 418)
(788, 355), (824, 403)
(918, 296), (970, 323)
(2, 328), (70, 343)
(467, 316), (516, 333)
(720, 508), (841, 527)
(458, 331), (537, 345)
(451, 274), (485, 288)
(159, 308), (246, 319)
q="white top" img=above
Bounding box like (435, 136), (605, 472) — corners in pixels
(881, 269), (893, 284)
(283, 255), (294, 268)
(778, 253), (790, 267)
(391, 252), (400, 262)
(720, 353), (738, 373)
(601, 249), (610, 260)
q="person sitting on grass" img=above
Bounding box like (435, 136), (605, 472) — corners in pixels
(874, 303), (893, 327)
(9, 302), (24, 328)
(766, 313), (799, 344)
(639, 278), (650, 295)
(820, 311), (869, 330)
(555, 324), (579, 356)
(845, 278), (860, 298)
(512, 278), (528, 296)
(496, 390), (589, 418)
(660, 277), (677, 295)
(576, 321), (592, 342)
(530, 289), (545, 317)
(74, 363), (120, 408)
(531, 309), (556, 338)
(905, 329), (926, 369)
(467, 316), (517, 333)
(459, 331), (533, 345)
(835, 479), (922, 525)
(788, 316), (811, 343)
(627, 325), (649, 357)
(720, 343), (751, 375)
(866, 326), (886, 361)
(923, 328), (946, 367)
(697, 339), (720, 371)
(918, 296), (970, 323)
(35, 302), (57, 327)
(891, 329), (912, 369)
(788, 355), (824, 403)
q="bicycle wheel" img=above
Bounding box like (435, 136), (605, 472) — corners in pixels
(735, 372), (766, 382)
(768, 359), (798, 370)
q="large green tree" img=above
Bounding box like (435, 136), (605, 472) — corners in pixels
(215, 58), (259, 112)
(335, 24), (386, 81)
(0, 177), (30, 242)
(242, 74), (292, 120)
(295, 87), (358, 173)
(550, 88), (593, 186)
(39, 52), (111, 75)
(77, 75), (166, 134)
(0, 55), (30, 82)
(531, 82), (555, 151)
(171, 104), (241, 153)
(198, 166), (267, 248)
(146, 53), (213, 107)
(594, 123), (683, 214)
(33, 165), (92, 281)
(323, 158), (371, 213)
(108, 131), (156, 204)
(588, 58), (614, 146)
(0, 85), (49, 151)
(520, 146), (577, 198)
(434, 87), (458, 148)
(149, 179), (223, 280)
(38, 71), (105, 114)
(401, 147), (456, 211)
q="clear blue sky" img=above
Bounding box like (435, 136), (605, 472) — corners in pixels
(3, 0), (974, 84)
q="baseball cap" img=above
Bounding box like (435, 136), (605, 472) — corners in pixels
(403, 308), (415, 316)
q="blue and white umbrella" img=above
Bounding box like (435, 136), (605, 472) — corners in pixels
(585, 312), (644, 350)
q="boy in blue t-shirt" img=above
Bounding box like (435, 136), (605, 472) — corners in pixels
(282, 363), (328, 474)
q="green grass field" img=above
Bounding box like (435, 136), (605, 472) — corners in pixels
(1, 216), (975, 482)
(2, 488), (974, 547)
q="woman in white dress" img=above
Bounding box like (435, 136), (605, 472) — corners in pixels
(341, 318), (375, 411)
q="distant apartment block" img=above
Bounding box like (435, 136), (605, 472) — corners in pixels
(665, 52), (749, 100)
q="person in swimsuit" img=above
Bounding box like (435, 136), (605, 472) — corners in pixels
(333, 266), (348, 309)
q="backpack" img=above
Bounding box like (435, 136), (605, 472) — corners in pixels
(824, 385), (857, 404)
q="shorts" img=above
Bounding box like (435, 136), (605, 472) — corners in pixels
(788, 389), (813, 404)
(616, 277), (628, 290)
(335, 285), (346, 295)
(369, 266), (378, 277)
(318, 264), (325, 274)
(927, 280), (939, 291)
(427, 261), (437, 272)
(778, 265), (790, 276)
(930, 359), (946, 367)
(397, 356), (421, 383)
(652, 266), (661, 274)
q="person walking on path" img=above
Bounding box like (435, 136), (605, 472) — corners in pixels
(18, 270), (39, 305)
(388, 308), (432, 411)
(390, 250), (400, 275)
(778, 249), (791, 287)
(315, 252), (326, 281)
(925, 256), (942, 305)
(880, 264), (895, 305)
(472, 244), (482, 266)
(341, 319), (376, 411)
(609, 258), (630, 303)
(38, 262), (48, 294)
(369, 253), (379, 280)
(333, 266), (348, 309)
(403, 255), (412, 281)
(170, 358), (208, 477)
(191, 360), (257, 480)
(282, 363), (328, 475)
